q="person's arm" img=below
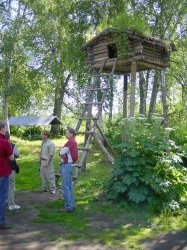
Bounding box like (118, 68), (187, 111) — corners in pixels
(47, 142), (55, 164)
(9, 154), (14, 161)
(59, 147), (69, 156)
(5, 140), (14, 161)
(13, 144), (20, 158)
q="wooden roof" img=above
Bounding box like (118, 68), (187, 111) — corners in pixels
(82, 28), (176, 73)
(82, 28), (175, 52)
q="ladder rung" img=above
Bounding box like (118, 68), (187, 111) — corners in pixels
(80, 117), (98, 120)
(107, 58), (118, 62)
(94, 73), (113, 77)
(77, 131), (94, 135)
(83, 102), (102, 105)
(74, 164), (82, 169)
(93, 72), (113, 77)
(78, 147), (89, 151)
(93, 74), (102, 77)
(87, 87), (109, 91)
(55, 173), (61, 177)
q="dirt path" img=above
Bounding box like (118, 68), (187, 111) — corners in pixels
(0, 191), (186, 250)
(0, 191), (119, 250)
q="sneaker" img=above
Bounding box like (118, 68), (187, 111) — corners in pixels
(61, 208), (73, 213)
(0, 224), (12, 230)
(50, 190), (56, 194)
(41, 189), (48, 192)
(9, 204), (21, 210)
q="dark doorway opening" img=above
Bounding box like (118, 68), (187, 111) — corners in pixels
(108, 44), (118, 59)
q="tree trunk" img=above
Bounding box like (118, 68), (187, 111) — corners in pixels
(122, 74), (128, 142)
(108, 78), (114, 124)
(1, 1), (27, 132)
(148, 71), (160, 117)
(83, 74), (95, 146)
(161, 70), (168, 127)
(51, 74), (71, 135)
(129, 62), (137, 117)
(96, 75), (103, 132)
(139, 71), (149, 115)
(2, 96), (9, 132)
(181, 84), (187, 109)
(3, 55), (12, 132)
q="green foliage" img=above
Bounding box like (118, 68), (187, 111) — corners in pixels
(170, 124), (187, 149)
(105, 117), (187, 209)
(111, 12), (150, 35)
(109, 12), (150, 58)
(104, 113), (123, 148)
(10, 126), (43, 140)
(10, 126), (25, 138)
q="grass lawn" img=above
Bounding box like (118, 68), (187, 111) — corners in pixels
(13, 136), (187, 249)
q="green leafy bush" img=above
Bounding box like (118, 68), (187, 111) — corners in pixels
(10, 126), (25, 138)
(105, 117), (187, 209)
(22, 126), (42, 140)
(170, 125), (187, 150)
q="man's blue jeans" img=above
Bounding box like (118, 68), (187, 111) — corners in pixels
(0, 176), (9, 225)
(61, 163), (74, 211)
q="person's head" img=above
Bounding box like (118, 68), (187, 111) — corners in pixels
(0, 122), (6, 135)
(41, 131), (50, 141)
(65, 128), (76, 140)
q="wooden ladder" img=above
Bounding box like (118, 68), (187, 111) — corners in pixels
(73, 58), (118, 180)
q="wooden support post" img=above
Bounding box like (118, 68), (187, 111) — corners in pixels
(129, 61), (137, 117)
(122, 74), (128, 142)
(94, 133), (114, 164)
(161, 70), (168, 127)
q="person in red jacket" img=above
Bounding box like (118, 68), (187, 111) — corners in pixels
(0, 122), (14, 230)
(59, 128), (78, 212)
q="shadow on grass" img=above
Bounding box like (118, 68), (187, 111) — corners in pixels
(34, 196), (187, 249)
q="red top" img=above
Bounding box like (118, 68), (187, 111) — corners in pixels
(63, 138), (78, 164)
(0, 133), (13, 176)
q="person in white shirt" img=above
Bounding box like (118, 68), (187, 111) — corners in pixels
(5, 131), (21, 211)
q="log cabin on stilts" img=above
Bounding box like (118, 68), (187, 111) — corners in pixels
(56, 28), (176, 184)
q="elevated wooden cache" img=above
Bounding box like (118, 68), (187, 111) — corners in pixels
(82, 28), (176, 74)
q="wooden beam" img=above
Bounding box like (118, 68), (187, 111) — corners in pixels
(161, 70), (168, 127)
(96, 123), (117, 157)
(94, 133), (114, 164)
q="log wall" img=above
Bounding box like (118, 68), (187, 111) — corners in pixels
(84, 34), (170, 72)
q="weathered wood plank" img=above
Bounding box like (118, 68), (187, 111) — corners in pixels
(128, 55), (145, 62)
(94, 56), (109, 63)
(94, 53), (109, 59)
(128, 49), (143, 57)
(93, 40), (114, 49)
(141, 58), (168, 68)
(93, 48), (108, 55)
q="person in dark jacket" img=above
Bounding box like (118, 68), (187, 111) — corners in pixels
(59, 128), (78, 212)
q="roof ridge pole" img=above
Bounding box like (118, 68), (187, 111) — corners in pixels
(129, 61), (137, 117)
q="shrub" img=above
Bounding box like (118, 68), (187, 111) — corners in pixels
(10, 126), (25, 138)
(105, 116), (187, 209)
(22, 126), (42, 140)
